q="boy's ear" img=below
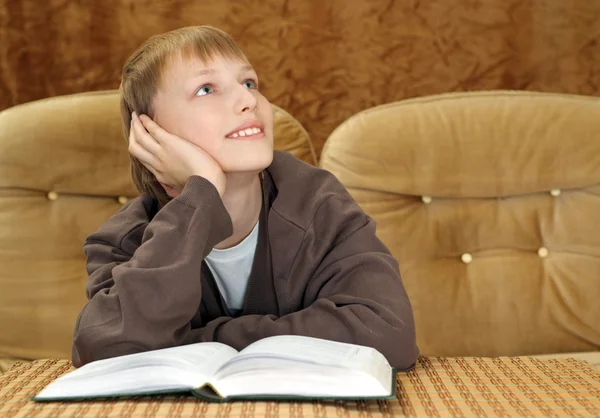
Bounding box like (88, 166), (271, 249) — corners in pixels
(160, 183), (180, 198)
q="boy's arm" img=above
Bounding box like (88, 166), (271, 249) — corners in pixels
(186, 195), (419, 371)
(72, 177), (232, 367)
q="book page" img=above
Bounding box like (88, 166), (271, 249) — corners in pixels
(212, 336), (392, 398)
(227, 335), (385, 369)
(35, 342), (238, 400)
(215, 335), (392, 396)
(143, 342), (239, 377)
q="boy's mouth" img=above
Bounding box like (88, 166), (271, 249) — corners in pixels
(226, 120), (265, 139)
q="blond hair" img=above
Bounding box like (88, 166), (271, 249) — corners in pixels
(120, 26), (249, 207)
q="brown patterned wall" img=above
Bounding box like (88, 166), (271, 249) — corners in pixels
(1, 0), (599, 157)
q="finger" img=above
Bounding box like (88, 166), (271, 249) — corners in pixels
(140, 160), (161, 180)
(138, 114), (175, 145)
(128, 140), (158, 168)
(131, 115), (161, 155)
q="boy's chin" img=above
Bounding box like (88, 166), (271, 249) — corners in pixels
(222, 150), (274, 173)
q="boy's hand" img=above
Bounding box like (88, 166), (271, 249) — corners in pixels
(129, 113), (226, 197)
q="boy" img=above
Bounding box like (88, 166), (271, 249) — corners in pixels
(72, 26), (418, 370)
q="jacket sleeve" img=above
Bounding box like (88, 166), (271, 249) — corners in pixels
(186, 194), (419, 371)
(72, 177), (232, 367)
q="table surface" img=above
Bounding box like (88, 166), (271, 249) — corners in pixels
(1, 356), (599, 417)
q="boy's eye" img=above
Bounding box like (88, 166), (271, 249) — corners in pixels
(243, 79), (257, 89)
(195, 85), (213, 96)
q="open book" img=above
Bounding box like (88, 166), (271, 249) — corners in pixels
(33, 335), (396, 402)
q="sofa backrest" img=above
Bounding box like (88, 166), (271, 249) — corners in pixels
(320, 91), (600, 357)
(0, 90), (316, 362)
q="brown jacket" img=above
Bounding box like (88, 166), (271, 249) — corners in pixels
(72, 151), (418, 369)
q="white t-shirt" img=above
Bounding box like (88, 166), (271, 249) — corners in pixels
(205, 221), (259, 315)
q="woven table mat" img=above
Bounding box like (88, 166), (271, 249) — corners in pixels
(1, 356), (599, 417)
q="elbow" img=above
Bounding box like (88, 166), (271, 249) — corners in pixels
(363, 308), (419, 371)
(385, 332), (419, 371)
(71, 313), (148, 368)
(343, 304), (419, 371)
(365, 318), (418, 371)
(352, 323), (419, 371)
(385, 312), (420, 371)
(72, 328), (147, 368)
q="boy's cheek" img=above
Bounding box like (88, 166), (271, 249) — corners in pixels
(260, 103), (274, 131)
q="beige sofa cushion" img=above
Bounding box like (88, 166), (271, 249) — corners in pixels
(0, 90), (316, 364)
(320, 91), (600, 357)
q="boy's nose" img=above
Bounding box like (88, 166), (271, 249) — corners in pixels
(235, 85), (258, 113)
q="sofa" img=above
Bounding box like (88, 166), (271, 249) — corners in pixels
(1, 89), (598, 373)
(320, 90), (600, 367)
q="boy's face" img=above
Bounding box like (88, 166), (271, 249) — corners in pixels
(152, 53), (274, 174)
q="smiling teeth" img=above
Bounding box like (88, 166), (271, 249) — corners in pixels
(230, 127), (262, 138)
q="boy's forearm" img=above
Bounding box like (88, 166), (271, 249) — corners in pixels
(186, 298), (417, 371)
(186, 251), (419, 371)
(72, 177), (232, 367)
